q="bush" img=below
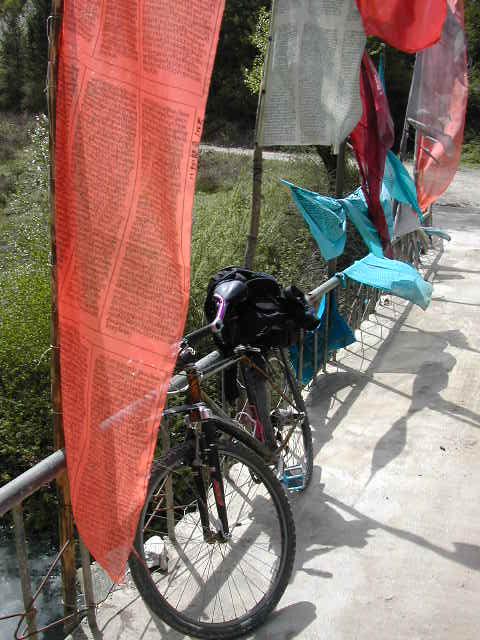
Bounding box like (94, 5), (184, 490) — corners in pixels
(0, 113), (33, 212)
(461, 135), (480, 165)
(0, 115), (52, 487)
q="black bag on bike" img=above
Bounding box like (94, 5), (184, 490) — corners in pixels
(204, 266), (319, 351)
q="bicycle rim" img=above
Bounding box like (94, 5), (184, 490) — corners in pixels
(129, 441), (295, 639)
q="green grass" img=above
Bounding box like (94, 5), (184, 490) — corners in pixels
(190, 147), (363, 327)
(462, 140), (480, 165)
(0, 113), (33, 215)
(190, 150), (325, 328)
(0, 115), (51, 493)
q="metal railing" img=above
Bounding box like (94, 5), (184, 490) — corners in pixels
(0, 222), (433, 639)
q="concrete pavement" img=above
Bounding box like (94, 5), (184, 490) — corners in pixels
(71, 199), (480, 640)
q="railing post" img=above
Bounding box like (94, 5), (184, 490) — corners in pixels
(12, 505), (37, 638)
(161, 425), (176, 541)
(47, 0), (78, 629)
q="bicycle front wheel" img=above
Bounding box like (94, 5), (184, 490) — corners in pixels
(128, 439), (295, 639)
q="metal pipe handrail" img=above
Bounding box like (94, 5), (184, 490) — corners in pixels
(0, 449), (66, 517)
(0, 228), (430, 640)
(307, 275), (341, 305)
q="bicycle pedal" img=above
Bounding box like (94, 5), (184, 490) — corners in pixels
(281, 465), (305, 491)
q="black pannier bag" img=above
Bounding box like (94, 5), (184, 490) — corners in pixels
(204, 266), (319, 352)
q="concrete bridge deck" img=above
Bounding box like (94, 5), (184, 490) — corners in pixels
(72, 181), (480, 640)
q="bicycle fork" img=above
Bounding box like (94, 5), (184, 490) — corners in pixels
(185, 359), (230, 543)
(191, 418), (230, 543)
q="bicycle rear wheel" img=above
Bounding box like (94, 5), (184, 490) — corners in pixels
(267, 348), (313, 491)
(238, 349), (313, 492)
(128, 438), (295, 639)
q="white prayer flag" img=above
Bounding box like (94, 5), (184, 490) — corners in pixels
(257, 0), (366, 147)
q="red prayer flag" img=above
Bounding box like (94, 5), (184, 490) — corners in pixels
(55, 0), (224, 581)
(355, 0), (447, 54)
(350, 53), (395, 251)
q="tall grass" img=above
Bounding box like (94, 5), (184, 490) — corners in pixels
(0, 115), (51, 499)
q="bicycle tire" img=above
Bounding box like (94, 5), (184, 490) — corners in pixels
(128, 438), (296, 639)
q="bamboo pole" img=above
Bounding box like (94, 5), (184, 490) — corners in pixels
(245, 145), (263, 269)
(47, 0), (77, 628)
(393, 54), (415, 257)
(244, 0), (276, 269)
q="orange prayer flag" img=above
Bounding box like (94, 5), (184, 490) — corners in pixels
(408, 0), (468, 211)
(55, 0), (225, 581)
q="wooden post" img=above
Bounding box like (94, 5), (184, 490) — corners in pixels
(244, 1), (276, 269)
(47, 0), (77, 629)
(335, 141), (346, 198)
(12, 505), (37, 638)
(245, 144), (263, 269)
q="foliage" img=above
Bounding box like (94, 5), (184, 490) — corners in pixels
(189, 148), (363, 331)
(0, 114), (52, 488)
(462, 137), (480, 165)
(203, 0), (269, 145)
(242, 6), (270, 96)
(0, 4), (23, 111)
(21, 0), (50, 112)
(0, 112), (31, 211)
(0, 0), (48, 113)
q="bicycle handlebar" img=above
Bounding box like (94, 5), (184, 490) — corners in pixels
(181, 294), (227, 348)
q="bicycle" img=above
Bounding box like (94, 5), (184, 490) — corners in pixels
(128, 280), (296, 639)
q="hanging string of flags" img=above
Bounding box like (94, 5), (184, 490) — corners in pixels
(354, 0), (448, 54)
(407, 0), (468, 211)
(257, 0), (366, 147)
(266, 0), (468, 303)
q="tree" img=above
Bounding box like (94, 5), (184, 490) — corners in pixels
(204, 0), (270, 144)
(21, 0), (49, 112)
(0, 5), (23, 111)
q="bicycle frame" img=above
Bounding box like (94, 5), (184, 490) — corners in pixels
(175, 348), (302, 463)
